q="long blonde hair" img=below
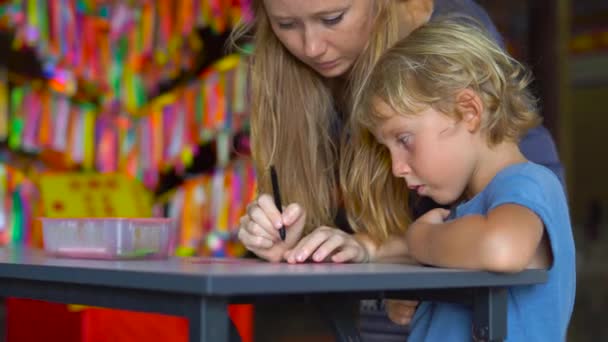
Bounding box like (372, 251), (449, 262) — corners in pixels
(231, 0), (409, 237)
(347, 18), (541, 240)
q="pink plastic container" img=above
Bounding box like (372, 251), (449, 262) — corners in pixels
(40, 218), (175, 260)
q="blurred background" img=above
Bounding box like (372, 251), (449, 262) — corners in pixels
(0, 0), (605, 341)
(478, 1), (608, 341)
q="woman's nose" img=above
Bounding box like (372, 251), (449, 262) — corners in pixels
(303, 28), (326, 59)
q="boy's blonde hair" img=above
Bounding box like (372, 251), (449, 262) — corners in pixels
(354, 17), (541, 144)
(342, 18), (541, 240)
(231, 0), (410, 239)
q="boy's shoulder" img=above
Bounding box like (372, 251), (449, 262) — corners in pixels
(487, 161), (561, 193)
(496, 161), (554, 177)
(456, 161), (565, 217)
(478, 161), (567, 214)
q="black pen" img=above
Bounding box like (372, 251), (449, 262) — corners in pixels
(270, 166), (286, 241)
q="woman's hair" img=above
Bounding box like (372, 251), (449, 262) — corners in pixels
(230, 0), (410, 239)
(346, 18), (541, 240)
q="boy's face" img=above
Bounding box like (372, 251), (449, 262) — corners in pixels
(371, 98), (477, 205)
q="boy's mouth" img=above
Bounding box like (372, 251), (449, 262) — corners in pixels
(408, 184), (425, 195)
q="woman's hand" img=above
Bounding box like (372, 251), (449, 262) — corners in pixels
(283, 226), (371, 264)
(385, 300), (419, 326)
(237, 194), (306, 262)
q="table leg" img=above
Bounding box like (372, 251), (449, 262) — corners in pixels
(472, 287), (507, 342)
(188, 297), (230, 342)
(318, 299), (363, 342)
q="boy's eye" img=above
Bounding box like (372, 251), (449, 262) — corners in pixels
(321, 13), (344, 26)
(398, 135), (413, 148)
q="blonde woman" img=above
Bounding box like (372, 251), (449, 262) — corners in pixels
(234, 0), (564, 339)
(237, 0), (563, 271)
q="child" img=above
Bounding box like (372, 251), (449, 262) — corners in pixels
(350, 18), (576, 341)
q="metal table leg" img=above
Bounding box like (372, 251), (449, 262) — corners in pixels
(318, 299), (363, 342)
(472, 287), (507, 342)
(188, 297), (229, 342)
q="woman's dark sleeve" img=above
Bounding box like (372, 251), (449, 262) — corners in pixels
(519, 125), (565, 186)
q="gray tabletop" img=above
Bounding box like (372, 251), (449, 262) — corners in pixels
(0, 247), (547, 297)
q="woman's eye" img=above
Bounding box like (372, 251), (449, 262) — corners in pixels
(277, 21), (295, 29)
(322, 13), (344, 26)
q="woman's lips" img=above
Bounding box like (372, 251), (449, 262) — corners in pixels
(315, 59), (339, 71)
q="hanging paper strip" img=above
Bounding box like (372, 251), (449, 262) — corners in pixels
(52, 95), (70, 151)
(9, 87), (25, 150)
(2, 0), (253, 109)
(82, 105), (95, 170)
(162, 159), (256, 257)
(3, 52), (250, 190)
(0, 165), (41, 247)
(0, 70), (8, 140)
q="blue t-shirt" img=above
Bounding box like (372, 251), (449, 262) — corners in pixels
(408, 162), (576, 341)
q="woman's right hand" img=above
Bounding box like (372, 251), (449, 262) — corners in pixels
(237, 194), (307, 262)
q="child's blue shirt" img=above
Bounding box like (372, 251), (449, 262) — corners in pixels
(408, 162), (576, 341)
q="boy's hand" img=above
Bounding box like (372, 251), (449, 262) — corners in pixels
(415, 208), (451, 225)
(406, 208), (450, 259)
(385, 300), (419, 325)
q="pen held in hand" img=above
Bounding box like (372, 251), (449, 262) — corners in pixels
(270, 166), (286, 241)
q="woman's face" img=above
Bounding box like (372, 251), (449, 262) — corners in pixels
(263, 0), (375, 78)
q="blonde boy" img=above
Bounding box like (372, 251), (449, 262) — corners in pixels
(352, 19), (575, 341)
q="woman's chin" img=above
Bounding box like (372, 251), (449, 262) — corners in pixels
(313, 61), (350, 78)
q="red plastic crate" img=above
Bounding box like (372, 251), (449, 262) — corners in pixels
(7, 298), (253, 342)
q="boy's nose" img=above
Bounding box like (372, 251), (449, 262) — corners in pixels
(392, 159), (411, 178)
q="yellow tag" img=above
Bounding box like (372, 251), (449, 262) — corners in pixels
(181, 146), (194, 166)
(214, 54), (240, 72)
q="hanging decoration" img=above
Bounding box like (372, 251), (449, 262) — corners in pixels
(158, 158), (256, 257)
(1, 53), (250, 189)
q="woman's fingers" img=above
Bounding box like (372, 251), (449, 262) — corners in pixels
(331, 245), (366, 263)
(281, 203), (304, 226)
(237, 223), (274, 249)
(311, 233), (346, 262)
(285, 227), (363, 264)
(257, 194), (284, 229)
(244, 217), (277, 242)
(247, 204), (280, 241)
(237, 196), (310, 263)
(285, 232), (323, 263)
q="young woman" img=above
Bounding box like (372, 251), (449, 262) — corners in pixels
(233, 0), (565, 339)
(236, 0), (563, 271)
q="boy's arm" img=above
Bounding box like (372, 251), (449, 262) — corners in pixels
(355, 233), (418, 264)
(406, 205), (544, 272)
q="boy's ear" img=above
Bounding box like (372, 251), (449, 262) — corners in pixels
(456, 89), (484, 132)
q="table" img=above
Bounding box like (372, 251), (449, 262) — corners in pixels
(0, 247), (546, 341)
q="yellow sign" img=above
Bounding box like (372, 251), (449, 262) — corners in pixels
(38, 173), (151, 218)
